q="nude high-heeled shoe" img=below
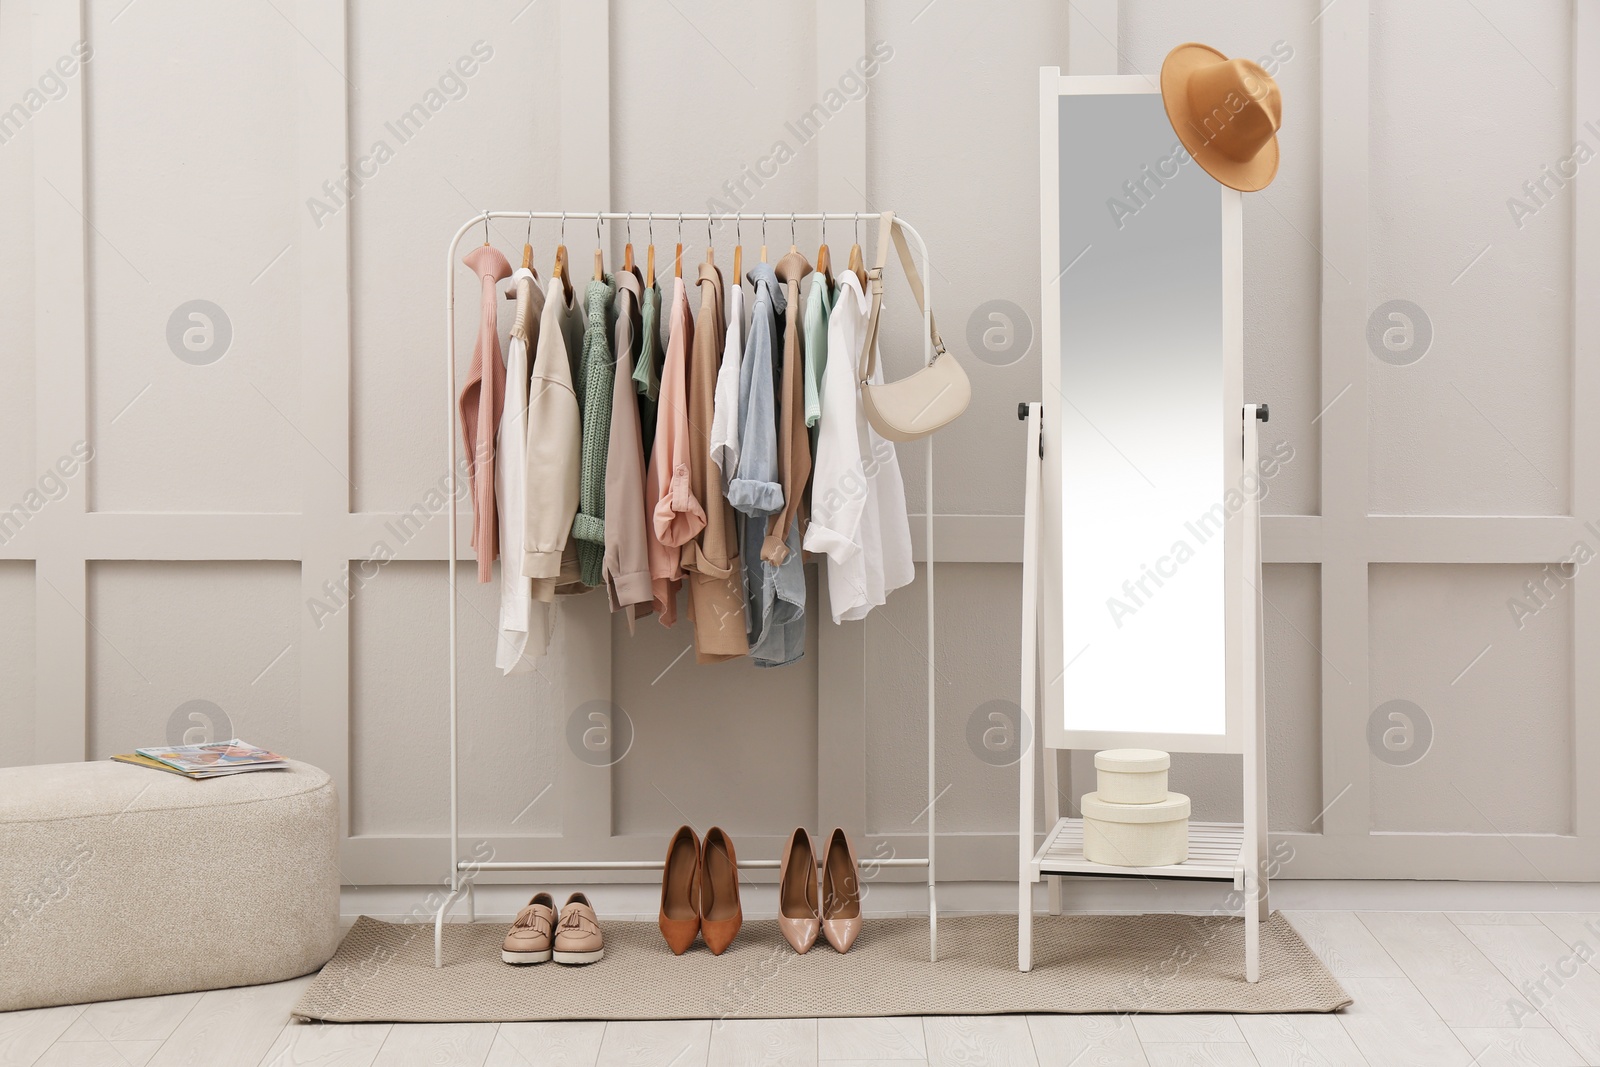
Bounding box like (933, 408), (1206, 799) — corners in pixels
(820, 828), (862, 952)
(777, 827), (821, 953)
(699, 827), (743, 955)
(658, 825), (701, 954)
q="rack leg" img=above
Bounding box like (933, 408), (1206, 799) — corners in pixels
(432, 885), (471, 969)
(928, 883), (938, 963)
(1241, 405), (1270, 982)
(1017, 403), (1043, 973)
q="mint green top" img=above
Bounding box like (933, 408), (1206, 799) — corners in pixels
(573, 274), (616, 587)
(803, 272), (834, 434)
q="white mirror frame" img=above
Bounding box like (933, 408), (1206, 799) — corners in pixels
(1038, 69), (1246, 755)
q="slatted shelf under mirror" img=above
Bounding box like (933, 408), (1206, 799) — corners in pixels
(1033, 820), (1248, 884)
(1019, 60), (1282, 981)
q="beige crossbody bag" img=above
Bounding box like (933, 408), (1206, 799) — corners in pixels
(857, 210), (971, 441)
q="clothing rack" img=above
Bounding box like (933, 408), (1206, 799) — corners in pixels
(433, 211), (941, 967)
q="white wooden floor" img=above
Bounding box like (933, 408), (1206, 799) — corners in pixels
(4, 911), (1599, 1066)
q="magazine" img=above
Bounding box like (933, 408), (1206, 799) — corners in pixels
(126, 740), (287, 778)
(110, 752), (231, 778)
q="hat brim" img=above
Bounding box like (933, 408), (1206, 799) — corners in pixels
(1160, 42), (1280, 193)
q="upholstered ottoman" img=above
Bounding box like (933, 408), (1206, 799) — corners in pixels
(0, 759), (340, 1011)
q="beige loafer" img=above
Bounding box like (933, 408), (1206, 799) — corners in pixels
(501, 892), (557, 964)
(553, 892), (605, 965)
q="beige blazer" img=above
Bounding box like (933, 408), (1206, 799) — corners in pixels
(523, 277), (584, 597)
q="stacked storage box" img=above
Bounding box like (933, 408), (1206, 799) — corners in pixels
(1081, 749), (1191, 866)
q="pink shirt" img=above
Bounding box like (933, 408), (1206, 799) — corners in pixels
(646, 276), (704, 622)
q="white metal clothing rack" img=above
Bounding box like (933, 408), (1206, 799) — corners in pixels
(434, 211), (941, 967)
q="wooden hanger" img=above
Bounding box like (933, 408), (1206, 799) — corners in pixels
(553, 244), (571, 299)
(623, 213), (635, 274)
(507, 213), (536, 302)
(759, 213), (768, 263)
(645, 214), (656, 286)
(592, 215), (605, 281)
(787, 213), (799, 256)
(846, 242), (865, 288)
(674, 214), (683, 279)
(552, 214), (573, 303)
(847, 213), (867, 289)
(816, 215), (831, 289)
(704, 216), (715, 267)
(733, 216), (742, 281)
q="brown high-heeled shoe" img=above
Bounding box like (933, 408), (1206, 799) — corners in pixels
(777, 827), (821, 953)
(820, 827), (862, 952)
(699, 827), (742, 954)
(658, 825), (701, 954)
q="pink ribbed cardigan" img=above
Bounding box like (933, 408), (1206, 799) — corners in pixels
(458, 244), (513, 583)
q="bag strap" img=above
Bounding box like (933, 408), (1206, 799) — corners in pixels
(858, 210), (948, 384)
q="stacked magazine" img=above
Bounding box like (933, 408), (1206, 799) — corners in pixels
(111, 740), (287, 779)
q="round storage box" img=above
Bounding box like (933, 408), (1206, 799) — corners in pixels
(1094, 748), (1171, 805)
(1081, 790), (1190, 867)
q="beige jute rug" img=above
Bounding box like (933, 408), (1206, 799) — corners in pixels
(292, 912), (1348, 1022)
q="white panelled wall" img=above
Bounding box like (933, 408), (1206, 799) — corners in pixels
(0, 0), (1594, 896)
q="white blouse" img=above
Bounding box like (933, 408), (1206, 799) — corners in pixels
(709, 280), (745, 491)
(496, 268), (555, 671)
(803, 270), (913, 622)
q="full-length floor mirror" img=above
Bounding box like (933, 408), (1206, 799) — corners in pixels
(1039, 74), (1246, 755)
(1021, 67), (1267, 981)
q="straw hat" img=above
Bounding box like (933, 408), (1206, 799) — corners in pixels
(1160, 42), (1281, 192)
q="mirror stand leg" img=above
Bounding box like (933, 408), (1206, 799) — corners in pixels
(1245, 885), (1261, 983)
(1043, 750), (1062, 914)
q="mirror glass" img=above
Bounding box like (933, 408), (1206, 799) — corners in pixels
(1057, 91), (1226, 738)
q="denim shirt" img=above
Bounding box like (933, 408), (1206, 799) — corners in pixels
(726, 262), (805, 666)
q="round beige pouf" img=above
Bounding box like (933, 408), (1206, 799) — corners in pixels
(0, 759), (340, 1011)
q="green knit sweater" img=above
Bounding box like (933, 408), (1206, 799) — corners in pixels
(573, 274), (616, 587)
(634, 282), (662, 461)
